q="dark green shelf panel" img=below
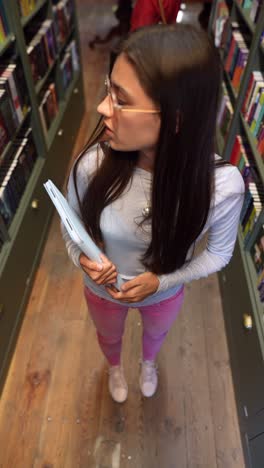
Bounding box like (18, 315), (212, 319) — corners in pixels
(21, 0), (49, 28)
(0, 34), (15, 57)
(240, 113), (264, 182)
(224, 69), (237, 106)
(234, 0), (255, 34)
(35, 59), (57, 94)
(0, 156), (45, 277)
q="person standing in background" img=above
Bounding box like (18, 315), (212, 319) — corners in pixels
(89, 0), (133, 49)
(130, 0), (180, 31)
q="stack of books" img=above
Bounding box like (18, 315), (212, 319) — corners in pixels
(224, 23), (250, 93)
(0, 128), (38, 228)
(230, 135), (264, 243)
(0, 57), (29, 157)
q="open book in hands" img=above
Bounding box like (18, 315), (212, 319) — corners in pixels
(43, 179), (125, 291)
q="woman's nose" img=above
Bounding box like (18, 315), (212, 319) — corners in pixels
(97, 95), (113, 117)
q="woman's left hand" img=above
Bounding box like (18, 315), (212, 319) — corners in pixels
(105, 272), (159, 303)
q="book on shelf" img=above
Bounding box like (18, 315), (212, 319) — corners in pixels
(0, 113), (9, 156)
(0, 57), (30, 158)
(230, 134), (264, 243)
(39, 81), (59, 136)
(17, 0), (39, 18)
(225, 29), (250, 92)
(0, 60), (29, 115)
(0, 128), (38, 229)
(260, 31), (264, 48)
(0, 89), (18, 139)
(250, 224), (264, 275)
(242, 71), (264, 156)
(212, 0), (229, 47)
(0, 66), (24, 124)
(250, 224), (264, 302)
(52, 0), (75, 49)
(26, 19), (58, 85)
(60, 40), (79, 92)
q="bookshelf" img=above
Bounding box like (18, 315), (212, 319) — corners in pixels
(0, 0), (84, 394)
(210, 0), (264, 465)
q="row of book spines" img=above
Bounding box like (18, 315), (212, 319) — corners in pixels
(39, 40), (79, 137)
(0, 63), (29, 156)
(224, 29), (249, 91)
(27, 19), (58, 85)
(236, 0), (262, 22)
(230, 135), (263, 242)
(0, 63), (28, 119)
(26, 9), (75, 87)
(0, 130), (38, 228)
(242, 72), (264, 153)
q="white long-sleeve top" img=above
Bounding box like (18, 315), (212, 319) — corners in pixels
(61, 144), (245, 307)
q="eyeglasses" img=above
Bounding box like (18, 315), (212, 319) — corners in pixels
(104, 75), (160, 114)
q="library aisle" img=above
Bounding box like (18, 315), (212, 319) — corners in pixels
(0, 1), (245, 467)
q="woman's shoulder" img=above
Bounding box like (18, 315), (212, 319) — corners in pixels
(74, 143), (104, 181)
(214, 154), (245, 197)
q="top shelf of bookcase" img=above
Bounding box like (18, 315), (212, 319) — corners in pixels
(21, 0), (49, 28)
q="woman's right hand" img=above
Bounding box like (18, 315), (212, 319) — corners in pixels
(79, 252), (118, 286)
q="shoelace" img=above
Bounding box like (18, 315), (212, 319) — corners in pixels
(109, 367), (126, 386)
(141, 361), (158, 381)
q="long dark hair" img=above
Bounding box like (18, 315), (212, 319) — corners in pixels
(73, 24), (225, 275)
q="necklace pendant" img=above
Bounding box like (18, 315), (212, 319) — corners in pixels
(142, 206), (151, 217)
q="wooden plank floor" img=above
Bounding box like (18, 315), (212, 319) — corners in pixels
(0, 1), (246, 467)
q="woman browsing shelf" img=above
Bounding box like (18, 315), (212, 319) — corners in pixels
(61, 24), (245, 403)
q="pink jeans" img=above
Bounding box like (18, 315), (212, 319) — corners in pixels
(84, 286), (184, 365)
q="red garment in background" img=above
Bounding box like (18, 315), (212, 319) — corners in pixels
(130, 0), (181, 31)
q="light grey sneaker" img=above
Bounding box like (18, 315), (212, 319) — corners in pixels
(139, 360), (158, 397)
(108, 365), (128, 403)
